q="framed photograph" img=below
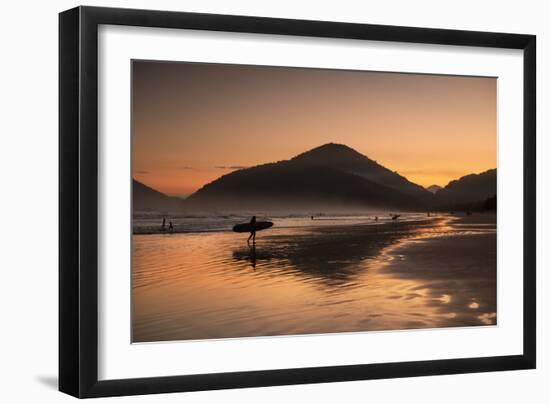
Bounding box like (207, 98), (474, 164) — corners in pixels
(59, 6), (536, 398)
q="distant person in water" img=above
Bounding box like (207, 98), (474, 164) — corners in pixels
(169, 221), (174, 232)
(247, 216), (257, 245)
(161, 217), (166, 231)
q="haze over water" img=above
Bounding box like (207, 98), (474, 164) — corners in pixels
(132, 213), (496, 342)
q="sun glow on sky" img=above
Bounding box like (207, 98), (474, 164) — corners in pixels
(132, 61), (496, 197)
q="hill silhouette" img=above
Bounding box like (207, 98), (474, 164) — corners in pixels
(434, 169), (496, 208)
(426, 184), (442, 194)
(291, 143), (432, 201)
(133, 179), (183, 211)
(185, 143), (432, 212)
(133, 144), (496, 214)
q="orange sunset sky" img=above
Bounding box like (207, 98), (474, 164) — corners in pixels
(132, 61), (496, 197)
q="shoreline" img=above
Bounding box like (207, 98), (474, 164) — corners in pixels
(133, 212), (492, 235)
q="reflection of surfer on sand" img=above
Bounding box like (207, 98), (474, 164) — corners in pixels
(247, 216), (257, 245)
(249, 243), (257, 269)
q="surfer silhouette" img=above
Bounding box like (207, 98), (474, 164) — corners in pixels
(232, 217), (273, 243)
(247, 216), (257, 245)
(161, 217), (166, 231)
(168, 221), (174, 232)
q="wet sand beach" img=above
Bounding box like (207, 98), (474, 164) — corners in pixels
(132, 213), (496, 342)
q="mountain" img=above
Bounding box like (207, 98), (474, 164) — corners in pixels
(132, 145), (496, 214)
(434, 169), (496, 208)
(185, 143), (432, 212)
(133, 179), (183, 211)
(290, 143), (433, 201)
(426, 185), (442, 194)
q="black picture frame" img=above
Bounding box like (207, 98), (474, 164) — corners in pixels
(59, 6), (536, 398)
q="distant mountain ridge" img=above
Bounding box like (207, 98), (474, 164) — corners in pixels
(434, 169), (496, 207)
(184, 143), (433, 212)
(290, 143), (432, 201)
(185, 161), (422, 212)
(133, 143), (496, 213)
(426, 185), (442, 194)
(133, 179), (183, 211)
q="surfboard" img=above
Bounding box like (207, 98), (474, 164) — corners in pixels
(232, 221), (274, 233)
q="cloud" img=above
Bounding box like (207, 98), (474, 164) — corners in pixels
(180, 166), (194, 170)
(215, 165), (249, 170)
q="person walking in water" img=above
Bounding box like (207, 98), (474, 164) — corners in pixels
(247, 216), (257, 245)
(168, 221), (174, 232)
(161, 217), (166, 232)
